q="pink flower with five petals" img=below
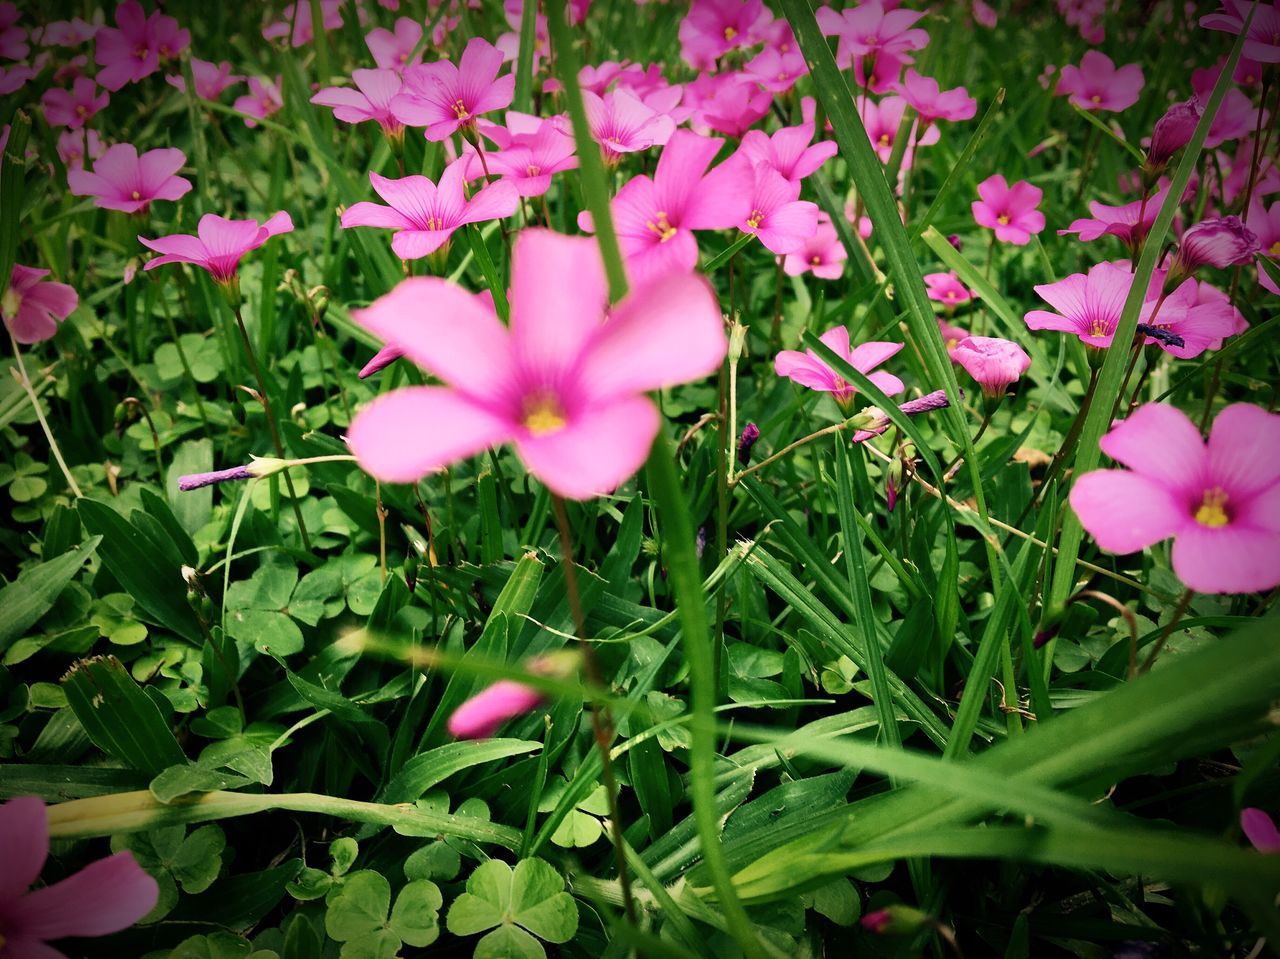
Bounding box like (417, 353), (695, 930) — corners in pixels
(1057, 50), (1144, 113)
(312, 69), (405, 136)
(775, 327), (905, 409)
(392, 38), (514, 142)
(3, 266), (78, 344)
(93, 0), (188, 92)
(139, 212), (294, 284)
(972, 174), (1045, 245)
(67, 143), (191, 214)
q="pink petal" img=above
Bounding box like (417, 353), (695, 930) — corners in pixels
(1242, 808), (1280, 853)
(15, 852), (158, 939)
(448, 681), (544, 739)
(509, 229), (609, 378)
(261, 211), (294, 237)
(137, 147), (187, 191)
(391, 228), (454, 259)
(866, 370), (906, 396)
(0, 796), (48, 901)
(515, 395), (660, 500)
(340, 201), (413, 230)
(1069, 470), (1188, 554)
(1099, 403), (1208, 495)
(1206, 402), (1280, 501)
(460, 178), (519, 225)
(347, 387), (513, 483)
(1171, 523), (1280, 594)
(2, 937), (70, 959)
(848, 340), (904, 373)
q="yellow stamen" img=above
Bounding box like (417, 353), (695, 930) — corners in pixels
(1194, 487), (1230, 527)
(945, 290), (956, 300)
(997, 214), (1010, 225)
(810, 255), (821, 266)
(451, 98), (470, 120)
(646, 211), (677, 242)
(425, 216), (441, 231)
(1090, 94), (1102, 104)
(1269, 240), (1280, 256)
(724, 25), (738, 40)
(131, 190), (141, 200)
(877, 133), (891, 147)
(1088, 319), (1110, 338)
(526, 164), (542, 176)
(746, 208), (764, 229)
(523, 394), (567, 436)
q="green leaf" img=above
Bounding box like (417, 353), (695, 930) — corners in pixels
(325, 870), (391, 942)
(474, 925), (546, 959)
(0, 536), (99, 654)
(447, 858), (577, 947)
(61, 655), (187, 774)
(509, 859), (578, 943)
(388, 879), (444, 947)
(381, 739), (541, 804)
(167, 439), (215, 536)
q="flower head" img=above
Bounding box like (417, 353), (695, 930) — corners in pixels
(580, 87), (675, 164)
(366, 17), (424, 72)
(3, 265), (77, 344)
(1246, 198), (1280, 294)
(93, 0), (188, 91)
(1026, 261), (1165, 348)
(684, 72), (772, 138)
(0, 795), (159, 954)
(924, 271), (974, 308)
(67, 143), (191, 214)
(862, 94), (939, 164)
(896, 68), (976, 124)
(738, 163), (819, 255)
(56, 128), (105, 169)
(139, 211), (294, 284)
(448, 680), (544, 739)
(950, 335), (1031, 398)
(263, 0), (343, 47)
(1070, 402), (1280, 594)
(775, 327), (904, 410)
(1201, 0), (1280, 64)
(972, 174), (1045, 245)
(816, 1), (929, 70)
(738, 123), (837, 187)
(392, 38), (514, 142)
(340, 160), (518, 260)
(347, 230), (727, 499)
(1146, 98), (1202, 171)
(1057, 50), (1144, 112)
(40, 76), (108, 129)
(166, 58), (242, 100)
(312, 68), (405, 136)
(232, 75), (283, 127)
(783, 214), (846, 279)
(679, 0), (772, 69)
(480, 121), (578, 198)
(1169, 216), (1260, 283)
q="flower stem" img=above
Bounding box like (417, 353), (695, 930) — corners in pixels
(9, 331), (82, 498)
(770, 256), (785, 349)
(1140, 587), (1193, 674)
(231, 306), (312, 552)
(729, 420), (849, 486)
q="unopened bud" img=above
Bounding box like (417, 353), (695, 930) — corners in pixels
(861, 905), (931, 935)
(737, 422), (760, 466)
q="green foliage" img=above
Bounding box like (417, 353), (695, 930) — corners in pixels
(447, 859), (579, 959)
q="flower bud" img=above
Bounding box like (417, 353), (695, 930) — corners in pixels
(1144, 98), (1201, 175)
(861, 905), (931, 935)
(1166, 216), (1260, 287)
(950, 335), (1031, 399)
(737, 422), (760, 466)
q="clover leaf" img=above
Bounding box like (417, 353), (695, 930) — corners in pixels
(446, 859), (578, 959)
(323, 870), (442, 959)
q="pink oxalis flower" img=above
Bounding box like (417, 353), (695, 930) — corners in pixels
(1060, 188), (1167, 254)
(40, 77), (108, 129)
(94, 0), (189, 92)
(56, 128), (105, 169)
(581, 88), (676, 164)
(1246, 199), (1280, 294)
(0, 795), (159, 957)
(816, 0), (929, 71)
(166, 58), (241, 100)
(449, 680), (545, 738)
(950, 335), (1031, 398)
(1070, 402), (1280, 594)
(3, 266), (78, 344)
(312, 68), (405, 136)
(233, 75), (283, 127)
(347, 229), (727, 500)
(67, 143), (191, 214)
(263, 0), (343, 48)
(139, 212), (294, 285)
(862, 95), (938, 165)
(679, 0), (772, 69)
(775, 327), (905, 410)
(783, 214), (846, 279)
(1201, 0), (1280, 64)
(925, 272), (974, 308)
(481, 122), (578, 198)
(1242, 808), (1280, 853)
(340, 160), (518, 260)
(896, 69), (977, 124)
(972, 174), (1045, 245)
(392, 38), (514, 142)
(1057, 51), (1144, 112)
(739, 123), (837, 187)
(738, 164), (819, 255)
(0, 2), (27, 61)
(366, 17), (424, 72)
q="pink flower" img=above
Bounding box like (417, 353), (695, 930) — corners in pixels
(392, 38), (514, 142)
(448, 680), (544, 738)
(233, 75), (283, 127)
(972, 174), (1045, 245)
(1242, 808), (1280, 853)
(972, 0), (998, 27)
(855, 48), (907, 93)
(679, 0), (772, 69)
(263, 0), (343, 47)
(739, 123), (837, 187)
(42, 17), (100, 48)
(950, 335), (1031, 397)
(1070, 402), (1280, 594)
(939, 318), (970, 354)
(0, 2), (27, 60)
(40, 76), (108, 129)
(739, 164), (819, 255)
(862, 95), (938, 165)
(312, 69), (404, 136)
(593, 130), (753, 285)
(1059, 188), (1168, 252)
(347, 229), (727, 499)
(1201, 0), (1280, 63)
(924, 272), (974, 307)
(56, 128), (105, 169)
(685, 72), (772, 138)
(816, 1), (929, 70)
(94, 0), (189, 92)
(0, 796), (159, 956)
(340, 160), (518, 260)
(783, 214), (846, 279)
(1026, 261), (1161, 348)
(366, 17), (423, 72)
(1170, 216), (1260, 280)
(67, 143), (191, 214)
(1198, 87), (1266, 149)
(896, 69), (976, 124)
(775, 327), (905, 409)
(3, 266), (78, 344)
(0, 62), (33, 94)
(166, 58), (241, 100)
(743, 45), (807, 93)
(1141, 278), (1248, 359)
(1146, 98), (1202, 169)
(1246, 198), (1280, 294)
(482, 122), (578, 198)
(139, 211), (294, 284)
(1057, 51), (1144, 113)
(581, 88), (675, 163)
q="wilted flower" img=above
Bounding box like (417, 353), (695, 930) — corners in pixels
(950, 335), (1031, 398)
(3, 265), (78, 344)
(67, 143), (191, 214)
(737, 422), (761, 466)
(972, 174), (1045, 245)
(177, 457), (287, 491)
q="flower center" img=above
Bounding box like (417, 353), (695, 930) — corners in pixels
(1088, 318), (1111, 338)
(425, 216), (442, 231)
(997, 214), (1010, 225)
(1194, 486), (1231, 527)
(810, 255), (821, 265)
(135, 46), (149, 60)
(76, 104), (88, 116)
(877, 133), (890, 147)
(522, 393), (567, 436)
(724, 25), (738, 40)
(131, 190), (141, 200)
(945, 290), (956, 300)
(646, 210), (677, 242)
(526, 163), (542, 176)
(1090, 94), (1102, 104)
(451, 98), (470, 120)
(1270, 239), (1280, 256)
(746, 208), (765, 229)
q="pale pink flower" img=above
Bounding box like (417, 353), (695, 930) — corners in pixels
(56, 127), (105, 169)
(1141, 277), (1248, 359)
(347, 229), (727, 499)
(94, 0), (188, 92)
(593, 130), (753, 285)
(739, 123), (837, 187)
(139, 212), (294, 284)
(1242, 808), (1280, 852)
(448, 681), (544, 738)
(312, 68), (404, 136)
(68, 143), (191, 214)
(1201, 0), (1280, 64)
(581, 88), (675, 163)
(40, 76), (108, 129)
(41, 17), (100, 48)
(938, 318), (970, 354)
(972, 174), (1045, 245)
(3, 266), (78, 344)
(679, 0), (773, 69)
(233, 75), (283, 127)
(482, 122), (578, 198)
(775, 327), (905, 409)
(340, 160), (519, 259)
(925, 272), (974, 307)
(166, 58), (241, 100)
(684, 72), (772, 138)
(263, 0), (343, 48)
(816, 1), (928, 70)
(738, 164), (819, 255)
(1025, 261), (1160, 348)
(1059, 187), (1168, 253)
(0, 796), (158, 956)
(1070, 402), (1280, 594)
(743, 44), (807, 93)
(0, 2), (26, 60)
(366, 17), (423, 72)
(1246, 198), (1280, 294)
(862, 95), (938, 164)
(360, 290), (497, 379)
(950, 335), (1031, 397)
(392, 38), (514, 142)
(783, 215), (846, 279)
(1057, 51), (1144, 113)
(896, 69), (976, 124)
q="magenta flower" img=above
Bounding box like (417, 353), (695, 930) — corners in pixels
(347, 229), (727, 499)
(685, 72), (772, 138)
(94, 0), (188, 92)
(3, 265), (78, 344)
(1142, 278), (1248, 359)
(263, 0), (343, 48)
(1242, 808), (1280, 853)
(950, 335), (1031, 398)
(739, 123), (837, 187)
(1246, 199), (1280, 294)
(1059, 188), (1168, 253)
(938, 318), (971, 355)
(679, 0), (772, 69)
(392, 38), (514, 142)
(1025, 261), (1162, 348)
(925, 272), (974, 308)
(0, 2), (27, 61)
(743, 45), (807, 93)
(312, 69), (405, 136)
(40, 77), (108, 129)
(0, 796), (159, 957)
(783, 215), (846, 279)
(341, 161), (518, 260)
(67, 143), (191, 214)
(596, 130), (752, 285)
(581, 88), (675, 164)
(0, 62), (33, 95)
(233, 75), (283, 127)
(738, 165), (819, 255)
(816, 1), (929, 70)
(482, 123), (578, 198)
(972, 174), (1045, 245)
(973, 0), (998, 27)
(1201, 0), (1280, 63)
(1070, 402), (1280, 594)
(366, 17), (424, 72)
(139, 211), (293, 284)
(862, 95), (938, 164)
(1057, 51), (1144, 112)
(56, 128), (105, 169)
(42, 18), (100, 48)
(775, 327), (905, 410)
(1169, 216), (1260, 281)
(896, 69), (976, 125)
(166, 58), (241, 100)
(449, 680), (545, 739)
(1146, 98), (1202, 171)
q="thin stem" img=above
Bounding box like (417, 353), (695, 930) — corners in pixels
(9, 332), (81, 498)
(376, 480), (388, 585)
(770, 257), (785, 349)
(1140, 587), (1194, 674)
(714, 354), (730, 704)
(122, 396), (165, 481)
(550, 493), (639, 928)
(232, 306), (312, 552)
(730, 420), (848, 486)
